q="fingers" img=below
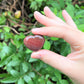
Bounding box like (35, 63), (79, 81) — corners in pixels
(44, 6), (65, 24)
(62, 10), (77, 29)
(31, 50), (73, 75)
(34, 11), (64, 26)
(32, 27), (84, 49)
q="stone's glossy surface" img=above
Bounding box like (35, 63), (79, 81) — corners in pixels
(24, 35), (45, 51)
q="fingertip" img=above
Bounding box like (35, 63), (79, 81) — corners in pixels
(44, 6), (49, 11)
(44, 6), (51, 14)
(34, 11), (38, 15)
(31, 28), (41, 34)
(62, 9), (66, 12)
(34, 11), (38, 17)
(31, 51), (41, 59)
(34, 11), (41, 18)
(62, 9), (67, 15)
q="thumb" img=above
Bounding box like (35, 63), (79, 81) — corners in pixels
(31, 50), (73, 75)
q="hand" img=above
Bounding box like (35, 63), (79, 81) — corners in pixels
(31, 6), (84, 84)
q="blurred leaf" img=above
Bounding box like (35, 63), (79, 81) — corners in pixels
(53, 8), (57, 15)
(38, 76), (45, 83)
(43, 40), (51, 50)
(29, 57), (38, 62)
(9, 69), (20, 77)
(28, 72), (35, 78)
(47, 81), (52, 84)
(0, 46), (12, 59)
(0, 73), (10, 78)
(0, 29), (3, 32)
(76, 10), (84, 16)
(60, 80), (69, 84)
(0, 15), (6, 25)
(60, 43), (70, 56)
(81, 6), (84, 9)
(66, 4), (75, 17)
(26, 49), (32, 53)
(55, 70), (61, 81)
(3, 26), (10, 32)
(22, 62), (29, 73)
(20, 24), (27, 28)
(7, 57), (21, 67)
(30, 1), (37, 10)
(47, 0), (61, 10)
(0, 33), (5, 39)
(19, 33), (25, 39)
(4, 32), (13, 40)
(18, 78), (24, 84)
(0, 55), (11, 67)
(51, 37), (59, 41)
(78, 24), (84, 32)
(0, 76), (18, 83)
(59, 0), (65, 8)
(19, 28), (25, 31)
(24, 75), (32, 83)
(45, 74), (50, 81)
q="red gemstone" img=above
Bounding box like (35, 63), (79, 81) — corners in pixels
(24, 35), (45, 51)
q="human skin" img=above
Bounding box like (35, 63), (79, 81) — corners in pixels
(31, 6), (84, 84)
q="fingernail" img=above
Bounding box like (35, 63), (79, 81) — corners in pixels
(31, 52), (41, 59)
(63, 10), (68, 14)
(44, 6), (51, 11)
(34, 11), (41, 15)
(44, 6), (49, 9)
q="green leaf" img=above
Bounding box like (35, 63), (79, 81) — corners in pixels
(0, 76), (18, 83)
(54, 70), (61, 81)
(76, 10), (84, 16)
(19, 33), (25, 39)
(51, 37), (59, 41)
(0, 45), (12, 59)
(78, 24), (84, 32)
(0, 29), (3, 32)
(66, 4), (75, 17)
(26, 49), (32, 53)
(38, 76), (45, 83)
(18, 78), (24, 84)
(7, 57), (21, 67)
(60, 80), (69, 84)
(19, 28), (25, 31)
(28, 72), (35, 78)
(3, 26), (10, 32)
(0, 73), (10, 78)
(60, 43), (70, 56)
(45, 74), (50, 81)
(43, 40), (51, 50)
(4, 32), (13, 40)
(29, 57), (38, 62)
(22, 62), (29, 73)
(0, 56), (11, 67)
(47, 81), (52, 84)
(0, 15), (6, 25)
(59, 0), (65, 8)
(24, 75), (32, 83)
(30, 1), (37, 10)
(9, 69), (20, 77)
(53, 8), (57, 15)
(20, 24), (27, 28)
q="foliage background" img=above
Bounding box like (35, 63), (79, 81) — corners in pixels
(0, 0), (84, 84)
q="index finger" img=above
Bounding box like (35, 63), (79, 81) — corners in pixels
(32, 27), (84, 51)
